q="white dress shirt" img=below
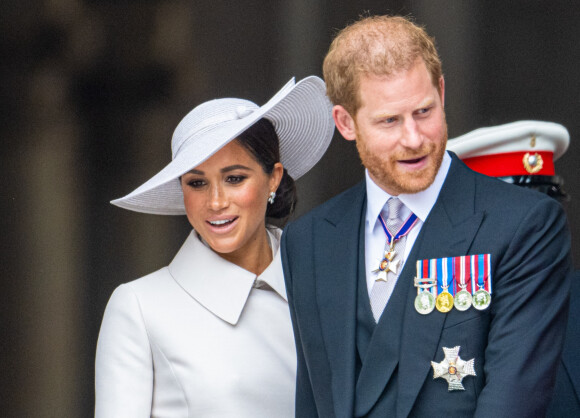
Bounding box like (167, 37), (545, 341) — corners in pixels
(95, 228), (296, 418)
(364, 152), (452, 296)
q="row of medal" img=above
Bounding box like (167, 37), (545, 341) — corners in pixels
(413, 254), (492, 315)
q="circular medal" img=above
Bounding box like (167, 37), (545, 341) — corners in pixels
(415, 291), (435, 315)
(448, 364), (457, 375)
(472, 289), (491, 310)
(379, 259), (388, 271)
(436, 291), (454, 313)
(454, 289), (472, 311)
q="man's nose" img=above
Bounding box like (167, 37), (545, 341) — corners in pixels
(401, 119), (423, 148)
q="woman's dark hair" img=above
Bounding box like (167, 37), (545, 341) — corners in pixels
(236, 118), (297, 224)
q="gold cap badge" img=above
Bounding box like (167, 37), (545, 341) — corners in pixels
(523, 152), (543, 174)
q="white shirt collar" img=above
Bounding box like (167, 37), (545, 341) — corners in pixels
(168, 228), (286, 325)
(366, 151), (452, 224)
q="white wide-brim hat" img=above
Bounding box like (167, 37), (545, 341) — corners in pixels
(111, 76), (335, 215)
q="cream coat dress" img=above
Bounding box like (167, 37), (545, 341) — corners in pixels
(95, 228), (296, 418)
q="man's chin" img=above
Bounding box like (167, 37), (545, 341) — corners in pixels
(399, 179), (436, 194)
(387, 169), (438, 195)
(397, 150), (445, 194)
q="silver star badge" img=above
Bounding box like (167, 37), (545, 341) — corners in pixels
(431, 346), (476, 391)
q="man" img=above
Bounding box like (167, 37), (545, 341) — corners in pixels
(281, 16), (573, 417)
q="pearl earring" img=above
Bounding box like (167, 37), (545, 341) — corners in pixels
(268, 191), (276, 204)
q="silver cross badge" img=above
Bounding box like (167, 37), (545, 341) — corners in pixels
(431, 346), (476, 391)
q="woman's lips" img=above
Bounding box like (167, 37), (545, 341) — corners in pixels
(206, 216), (239, 233)
(208, 218), (234, 226)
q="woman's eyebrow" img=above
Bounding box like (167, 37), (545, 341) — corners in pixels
(185, 164), (253, 175)
(187, 168), (204, 175)
(221, 165), (253, 173)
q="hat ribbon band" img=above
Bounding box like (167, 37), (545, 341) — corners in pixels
(462, 151), (554, 177)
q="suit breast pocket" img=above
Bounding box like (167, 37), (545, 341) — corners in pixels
(409, 313), (490, 417)
(440, 310), (490, 358)
(438, 312), (490, 394)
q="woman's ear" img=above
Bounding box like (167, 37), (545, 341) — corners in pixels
(270, 162), (284, 192)
(332, 105), (357, 141)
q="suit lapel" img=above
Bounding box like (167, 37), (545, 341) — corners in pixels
(315, 182), (366, 418)
(396, 156), (485, 418)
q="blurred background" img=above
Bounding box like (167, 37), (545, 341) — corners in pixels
(1, 0), (579, 416)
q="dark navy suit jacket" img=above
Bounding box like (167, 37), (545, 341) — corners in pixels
(548, 270), (580, 417)
(282, 153), (572, 417)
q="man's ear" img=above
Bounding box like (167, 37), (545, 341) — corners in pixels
(332, 105), (357, 141)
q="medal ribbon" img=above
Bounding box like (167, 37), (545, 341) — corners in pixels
(415, 258), (437, 297)
(453, 256), (471, 293)
(417, 254), (492, 295)
(471, 254), (492, 293)
(378, 212), (418, 247)
(437, 257), (454, 295)
(486, 254), (492, 293)
(417, 254), (493, 309)
(430, 258), (437, 296)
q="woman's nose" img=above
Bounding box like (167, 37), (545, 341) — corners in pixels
(208, 184), (228, 210)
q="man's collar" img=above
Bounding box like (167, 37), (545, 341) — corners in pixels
(366, 151), (452, 223)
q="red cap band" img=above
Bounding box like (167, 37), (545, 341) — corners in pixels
(462, 151), (555, 177)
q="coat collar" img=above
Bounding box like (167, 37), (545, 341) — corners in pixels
(168, 228), (286, 325)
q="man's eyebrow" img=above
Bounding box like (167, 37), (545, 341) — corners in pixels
(374, 98), (435, 119)
(374, 112), (397, 120)
(416, 98), (435, 108)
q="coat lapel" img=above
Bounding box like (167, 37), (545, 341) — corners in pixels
(396, 156), (485, 418)
(314, 182), (366, 418)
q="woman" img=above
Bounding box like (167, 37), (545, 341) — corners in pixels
(95, 77), (334, 417)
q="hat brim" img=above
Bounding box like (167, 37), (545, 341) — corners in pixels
(111, 76), (335, 215)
